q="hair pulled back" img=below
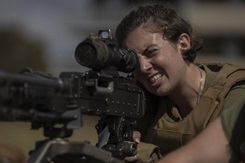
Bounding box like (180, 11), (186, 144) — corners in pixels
(115, 3), (203, 62)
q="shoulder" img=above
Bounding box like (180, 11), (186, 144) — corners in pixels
(200, 62), (245, 88)
(198, 62), (245, 73)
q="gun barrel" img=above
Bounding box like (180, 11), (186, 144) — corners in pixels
(0, 71), (64, 91)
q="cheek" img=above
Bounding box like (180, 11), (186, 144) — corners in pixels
(159, 51), (185, 73)
(133, 61), (143, 76)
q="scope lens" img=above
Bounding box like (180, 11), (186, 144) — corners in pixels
(75, 43), (97, 68)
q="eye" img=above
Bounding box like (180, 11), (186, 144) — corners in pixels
(146, 48), (158, 57)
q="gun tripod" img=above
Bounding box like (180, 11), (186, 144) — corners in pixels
(27, 123), (124, 163)
(28, 139), (123, 163)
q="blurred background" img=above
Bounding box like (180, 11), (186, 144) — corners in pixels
(0, 0), (245, 161)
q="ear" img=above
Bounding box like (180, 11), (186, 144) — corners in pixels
(178, 33), (191, 53)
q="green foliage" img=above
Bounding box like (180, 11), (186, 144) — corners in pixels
(0, 26), (47, 73)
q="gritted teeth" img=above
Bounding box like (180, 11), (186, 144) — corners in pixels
(149, 73), (163, 84)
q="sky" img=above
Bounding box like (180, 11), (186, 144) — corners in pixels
(0, 0), (131, 75)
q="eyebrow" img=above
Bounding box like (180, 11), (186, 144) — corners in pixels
(142, 44), (158, 55)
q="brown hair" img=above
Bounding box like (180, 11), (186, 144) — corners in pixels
(115, 3), (203, 62)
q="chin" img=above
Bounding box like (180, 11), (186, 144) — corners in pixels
(148, 89), (163, 96)
(154, 87), (170, 96)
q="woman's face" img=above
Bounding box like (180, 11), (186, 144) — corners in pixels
(123, 26), (188, 96)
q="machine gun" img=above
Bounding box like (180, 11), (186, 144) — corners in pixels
(0, 30), (145, 163)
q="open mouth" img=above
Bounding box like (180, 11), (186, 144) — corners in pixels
(148, 73), (163, 84)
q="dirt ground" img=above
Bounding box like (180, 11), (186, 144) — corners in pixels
(0, 115), (99, 162)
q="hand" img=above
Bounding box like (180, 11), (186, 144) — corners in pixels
(123, 131), (141, 162)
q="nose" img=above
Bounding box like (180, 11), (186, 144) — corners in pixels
(139, 57), (152, 73)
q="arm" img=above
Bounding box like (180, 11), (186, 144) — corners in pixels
(158, 117), (233, 163)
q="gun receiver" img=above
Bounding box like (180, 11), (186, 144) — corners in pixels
(0, 68), (144, 135)
(0, 67), (145, 162)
